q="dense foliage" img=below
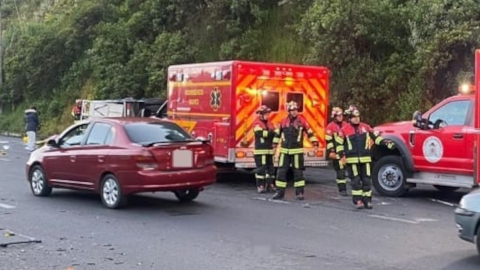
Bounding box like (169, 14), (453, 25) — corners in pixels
(1, 0), (480, 136)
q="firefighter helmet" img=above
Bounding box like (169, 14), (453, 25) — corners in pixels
(256, 105), (271, 114)
(351, 109), (360, 117)
(75, 99), (82, 106)
(331, 107), (343, 118)
(344, 105), (358, 117)
(286, 101), (299, 111)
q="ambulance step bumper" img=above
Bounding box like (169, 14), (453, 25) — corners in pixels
(234, 161), (330, 169)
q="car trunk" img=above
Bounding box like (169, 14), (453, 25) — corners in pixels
(146, 141), (213, 171)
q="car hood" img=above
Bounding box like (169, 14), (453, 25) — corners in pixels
(374, 121), (413, 134)
(459, 188), (480, 212)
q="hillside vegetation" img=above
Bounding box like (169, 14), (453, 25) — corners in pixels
(0, 0), (479, 136)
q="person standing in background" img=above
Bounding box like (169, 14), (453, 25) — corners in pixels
(25, 106), (40, 152)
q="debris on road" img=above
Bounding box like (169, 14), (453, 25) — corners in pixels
(0, 228), (42, 248)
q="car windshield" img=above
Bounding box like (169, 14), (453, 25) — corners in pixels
(124, 122), (193, 145)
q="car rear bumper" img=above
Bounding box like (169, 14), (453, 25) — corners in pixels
(454, 209), (480, 243)
(121, 165), (217, 195)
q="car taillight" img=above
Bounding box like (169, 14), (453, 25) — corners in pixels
(135, 151), (158, 170)
(195, 146), (214, 167)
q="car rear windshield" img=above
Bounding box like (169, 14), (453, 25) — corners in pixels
(124, 122), (192, 144)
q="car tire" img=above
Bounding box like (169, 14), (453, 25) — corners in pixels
(372, 156), (409, 197)
(29, 165), (52, 197)
(174, 189), (200, 202)
(433, 185), (460, 192)
(100, 174), (127, 209)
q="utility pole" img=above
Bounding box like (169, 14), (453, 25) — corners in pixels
(0, 0), (3, 114)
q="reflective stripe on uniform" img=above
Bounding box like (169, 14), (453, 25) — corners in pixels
(273, 137), (280, 144)
(336, 179), (347, 184)
(279, 153), (285, 166)
(297, 127), (303, 142)
(254, 125), (263, 132)
(254, 149), (274, 155)
(375, 136), (383, 145)
(325, 134), (333, 140)
(279, 148), (303, 154)
(294, 154), (300, 169)
(326, 142), (334, 150)
(365, 134), (370, 149)
(335, 137), (343, 144)
(351, 164), (358, 177)
(276, 180), (287, 188)
(365, 162), (371, 177)
(262, 155), (266, 165)
(336, 145), (344, 152)
(262, 130), (269, 138)
(255, 174), (265, 179)
(346, 138), (353, 150)
(352, 190), (363, 196)
(294, 180), (305, 187)
(346, 156), (372, 163)
(363, 190), (372, 197)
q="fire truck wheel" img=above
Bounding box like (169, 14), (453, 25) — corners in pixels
(174, 188), (200, 202)
(372, 156), (409, 197)
(433, 185), (460, 192)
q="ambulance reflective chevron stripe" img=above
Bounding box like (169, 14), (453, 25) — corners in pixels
(235, 74), (327, 150)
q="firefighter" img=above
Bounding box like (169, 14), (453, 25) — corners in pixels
(71, 100), (82, 121)
(326, 106), (348, 196)
(336, 109), (395, 209)
(253, 105), (276, 193)
(272, 101), (319, 200)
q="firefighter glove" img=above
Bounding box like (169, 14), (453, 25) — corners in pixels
(385, 140), (396, 150)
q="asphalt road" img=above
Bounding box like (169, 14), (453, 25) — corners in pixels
(0, 136), (479, 270)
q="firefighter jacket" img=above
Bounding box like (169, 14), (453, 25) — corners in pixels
(326, 121), (346, 159)
(253, 118), (276, 155)
(273, 115), (318, 154)
(336, 122), (386, 164)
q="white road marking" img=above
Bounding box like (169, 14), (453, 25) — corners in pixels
(0, 203), (16, 209)
(369, 214), (419, 224)
(0, 157), (11, 162)
(252, 197), (291, 204)
(429, 198), (457, 207)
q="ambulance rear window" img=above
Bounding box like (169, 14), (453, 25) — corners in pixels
(286, 93), (304, 112)
(261, 91), (279, 111)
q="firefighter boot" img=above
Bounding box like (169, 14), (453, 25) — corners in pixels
(295, 187), (305, 201)
(338, 183), (348, 196)
(363, 197), (373, 209)
(266, 176), (276, 193)
(272, 188), (285, 200)
(256, 176), (266, 193)
(354, 200), (365, 209)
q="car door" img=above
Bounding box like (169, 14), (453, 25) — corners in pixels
(75, 122), (115, 187)
(411, 99), (472, 174)
(42, 123), (90, 184)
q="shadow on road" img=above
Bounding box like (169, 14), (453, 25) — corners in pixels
(440, 254), (480, 270)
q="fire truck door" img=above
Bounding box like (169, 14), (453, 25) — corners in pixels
(213, 122), (230, 160)
(412, 99), (472, 174)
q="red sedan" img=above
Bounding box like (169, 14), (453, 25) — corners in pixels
(26, 118), (217, 209)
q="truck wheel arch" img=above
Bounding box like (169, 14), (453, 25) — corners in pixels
(372, 135), (414, 174)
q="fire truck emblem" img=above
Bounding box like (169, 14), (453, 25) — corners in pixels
(422, 136), (443, 163)
(210, 87), (221, 111)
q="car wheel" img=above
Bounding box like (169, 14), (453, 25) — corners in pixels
(29, 165), (52, 197)
(433, 185), (460, 192)
(174, 189), (200, 202)
(372, 156), (409, 197)
(100, 174), (127, 209)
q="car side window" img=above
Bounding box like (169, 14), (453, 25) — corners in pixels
(86, 123), (113, 145)
(429, 100), (471, 126)
(59, 124), (89, 148)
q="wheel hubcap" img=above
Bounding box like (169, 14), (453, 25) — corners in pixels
(31, 169), (44, 194)
(378, 165), (404, 191)
(103, 178), (119, 206)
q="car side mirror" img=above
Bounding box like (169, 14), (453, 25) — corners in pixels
(412, 110), (424, 128)
(46, 139), (58, 148)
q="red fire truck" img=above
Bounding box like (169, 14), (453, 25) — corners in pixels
(371, 50), (480, 196)
(166, 61), (330, 170)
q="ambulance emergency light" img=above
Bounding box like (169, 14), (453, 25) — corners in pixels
(459, 83), (474, 95)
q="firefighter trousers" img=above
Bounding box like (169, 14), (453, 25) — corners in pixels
(332, 159), (347, 192)
(276, 153), (305, 195)
(346, 162), (372, 205)
(254, 154), (275, 189)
